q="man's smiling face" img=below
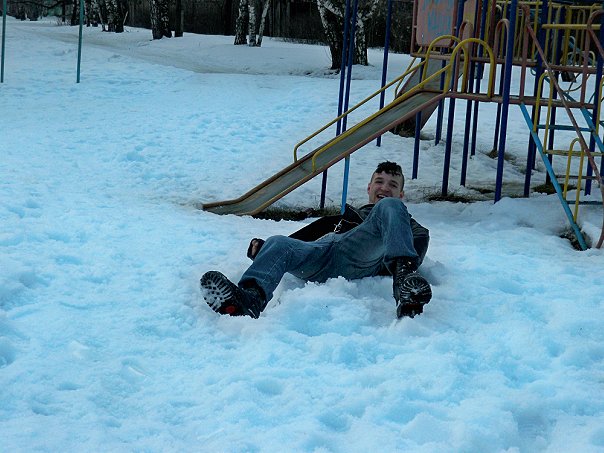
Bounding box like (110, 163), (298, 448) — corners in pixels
(367, 171), (404, 203)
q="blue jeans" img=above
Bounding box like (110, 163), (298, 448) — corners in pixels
(239, 197), (419, 301)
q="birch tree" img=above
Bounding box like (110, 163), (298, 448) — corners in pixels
(316, 0), (381, 69)
(104, 0), (127, 32)
(86, 0), (102, 26)
(70, 0), (81, 25)
(234, 0), (271, 47)
(150, 0), (172, 39)
(256, 0), (271, 46)
(248, 0), (258, 46)
(234, 0), (249, 45)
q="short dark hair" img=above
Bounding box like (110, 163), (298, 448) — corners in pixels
(373, 161), (404, 189)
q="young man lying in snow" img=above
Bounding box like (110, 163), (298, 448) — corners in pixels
(200, 161), (432, 319)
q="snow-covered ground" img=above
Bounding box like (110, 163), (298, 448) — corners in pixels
(1, 18), (603, 452)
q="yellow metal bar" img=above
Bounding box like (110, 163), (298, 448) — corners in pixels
(394, 55), (420, 97)
(425, 34), (460, 59)
(543, 77), (555, 150)
(292, 68), (411, 162)
(310, 63), (452, 171)
(447, 37), (497, 96)
(541, 24), (600, 31)
(292, 50), (446, 162)
(295, 33), (488, 167)
(543, 2), (554, 61)
(307, 36), (497, 172)
(563, 138), (580, 199)
(574, 141), (586, 221)
(425, 35), (460, 95)
(562, 11), (572, 64)
(545, 149), (604, 157)
(532, 72), (548, 133)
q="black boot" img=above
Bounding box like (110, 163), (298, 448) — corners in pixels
(200, 271), (266, 319)
(393, 259), (432, 318)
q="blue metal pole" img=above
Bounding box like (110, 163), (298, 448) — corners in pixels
(520, 104), (587, 250)
(441, 0), (466, 196)
(586, 8), (604, 194)
(523, 0), (548, 196)
(337, 0), (352, 134)
(341, 0), (359, 213)
(412, 110), (421, 179)
(441, 101), (456, 197)
(460, 78), (475, 186)
(412, 62), (426, 179)
(434, 60), (446, 145)
(342, 0), (358, 131)
(460, 0), (482, 186)
(491, 72), (504, 154)
(469, 0), (490, 157)
(377, 0), (393, 147)
(320, 0), (353, 209)
(1, 0), (6, 83)
(77, 0), (84, 83)
(460, 2), (482, 186)
(494, 0), (518, 202)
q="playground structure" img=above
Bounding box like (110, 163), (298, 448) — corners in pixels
(204, 0), (604, 249)
(2, 0), (600, 248)
(404, 0), (604, 249)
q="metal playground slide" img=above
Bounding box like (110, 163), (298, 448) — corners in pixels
(202, 88), (445, 216)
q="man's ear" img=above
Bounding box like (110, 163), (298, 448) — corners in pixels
(399, 190), (405, 199)
(367, 183), (371, 194)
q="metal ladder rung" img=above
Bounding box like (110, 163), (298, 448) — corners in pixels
(538, 124), (591, 132)
(559, 174), (601, 181)
(545, 149), (604, 157)
(566, 200), (602, 206)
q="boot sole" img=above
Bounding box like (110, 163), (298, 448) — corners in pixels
(200, 271), (245, 316)
(395, 275), (432, 319)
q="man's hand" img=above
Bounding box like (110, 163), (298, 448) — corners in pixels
(247, 238), (265, 260)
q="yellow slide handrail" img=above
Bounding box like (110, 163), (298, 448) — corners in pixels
(309, 37), (497, 171)
(394, 54), (421, 97)
(312, 63), (460, 172)
(297, 35), (497, 172)
(294, 34), (461, 163)
(292, 59), (427, 162)
(309, 60), (455, 171)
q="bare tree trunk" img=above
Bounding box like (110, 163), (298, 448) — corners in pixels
(234, 0), (270, 47)
(174, 0), (184, 37)
(317, 1), (343, 69)
(256, 0), (270, 47)
(150, 0), (172, 39)
(105, 0), (115, 31)
(353, 19), (367, 66)
(316, 0), (379, 69)
(96, 0), (107, 30)
(234, 0), (248, 45)
(89, 0), (102, 27)
(85, 0), (100, 26)
(248, 0), (257, 46)
(105, 0), (126, 32)
(70, 0), (80, 26)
